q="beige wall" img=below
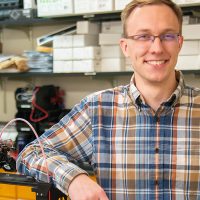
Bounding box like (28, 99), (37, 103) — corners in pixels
(0, 24), (200, 122)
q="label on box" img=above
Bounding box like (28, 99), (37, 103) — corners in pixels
(37, 0), (73, 17)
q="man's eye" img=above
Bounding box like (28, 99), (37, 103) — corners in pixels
(163, 34), (176, 41)
(136, 34), (151, 41)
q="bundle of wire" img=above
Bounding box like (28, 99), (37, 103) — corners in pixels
(0, 118), (52, 199)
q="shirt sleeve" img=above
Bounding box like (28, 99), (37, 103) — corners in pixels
(16, 97), (93, 195)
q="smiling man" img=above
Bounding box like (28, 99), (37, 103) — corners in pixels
(17, 1), (200, 200)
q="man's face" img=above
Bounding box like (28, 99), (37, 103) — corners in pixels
(120, 4), (183, 84)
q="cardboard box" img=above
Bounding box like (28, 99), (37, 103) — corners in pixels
(114, 0), (131, 10)
(101, 21), (123, 34)
(101, 45), (123, 58)
(73, 60), (100, 72)
(53, 60), (73, 72)
(74, 0), (91, 14)
(53, 48), (73, 60)
(180, 40), (200, 55)
(176, 55), (200, 70)
(94, 0), (114, 12)
(53, 35), (73, 48)
(173, 0), (200, 5)
(74, 0), (114, 14)
(73, 47), (101, 60)
(99, 33), (122, 45)
(23, 0), (37, 9)
(76, 21), (100, 35)
(37, 0), (73, 17)
(182, 24), (200, 40)
(73, 34), (99, 47)
(101, 58), (125, 71)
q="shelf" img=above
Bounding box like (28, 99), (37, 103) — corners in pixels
(0, 10), (121, 28)
(0, 3), (200, 28)
(0, 70), (199, 78)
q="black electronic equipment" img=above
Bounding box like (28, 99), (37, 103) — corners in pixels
(0, 173), (68, 200)
(0, 141), (68, 200)
(0, 0), (23, 9)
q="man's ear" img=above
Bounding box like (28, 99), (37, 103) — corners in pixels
(178, 35), (184, 50)
(119, 38), (129, 57)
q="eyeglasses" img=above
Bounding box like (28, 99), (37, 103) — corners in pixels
(126, 33), (180, 43)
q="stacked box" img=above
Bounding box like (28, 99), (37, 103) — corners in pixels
(74, 0), (114, 14)
(99, 20), (125, 72)
(37, 0), (73, 17)
(114, 0), (132, 10)
(176, 24), (200, 70)
(53, 21), (101, 73)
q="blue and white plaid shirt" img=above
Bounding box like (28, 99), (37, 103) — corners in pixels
(17, 71), (200, 200)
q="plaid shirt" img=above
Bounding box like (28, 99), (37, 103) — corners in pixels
(17, 71), (200, 200)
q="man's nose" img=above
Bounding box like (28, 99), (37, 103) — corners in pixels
(149, 37), (164, 53)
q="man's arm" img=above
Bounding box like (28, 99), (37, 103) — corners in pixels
(16, 98), (95, 195)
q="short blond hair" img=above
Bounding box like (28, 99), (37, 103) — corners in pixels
(121, 0), (183, 37)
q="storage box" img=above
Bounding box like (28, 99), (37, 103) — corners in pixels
(74, 0), (91, 14)
(101, 45), (123, 58)
(176, 55), (200, 70)
(182, 24), (200, 40)
(53, 35), (73, 48)
(53, 60), (73, 72)
(99, 33), (122, 45)
(23, 0), (36, 9)
(101, 21), (123, 33)
(73, 34), (99, 47)
(94, 0), (114, 12)
(74, 0), (114, 14)
(53, 48), (73, 60)
(114, 0), (132, 10)
(73, 60), (100, 72)
(37, 0), (73, 17)
(73, 47), (101, 60)
(180, 40), (200, 55)
(76, 21), (100, 35)
(101, 58), (125, 71)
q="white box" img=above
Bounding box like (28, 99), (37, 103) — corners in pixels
(94, 0), (114, 12)
(74, 0), (113, 13)
(114, 0), (132, 10)
(182, 24), (200, 40)
(74, 0), (90, 14)
(176, 55), (200, 70)
(77, 21), (100, 35)
(37, 0), (73, 17)
(101, 58), (125, 71)
(53, 48), (73, 60)
(99, 33), (122, 45)
(101, 45), (123, 58)
(53, 35), (73, 48)
(73, 60), (100, 72)
(173, 0), (200, 5)
(180, 40), (200, 55)
(125, 57), (132, 71)
(73, 47), (101, 60)
(23, 0), (37, 9)
(53, 60), (73, 72)
(73, 34), (99, 47)
(101, 21), (123, 33)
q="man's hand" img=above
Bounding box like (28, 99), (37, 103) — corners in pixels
(68, 174), (109, 200)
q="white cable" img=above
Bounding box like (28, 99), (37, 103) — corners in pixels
(0, 118), (50, 183)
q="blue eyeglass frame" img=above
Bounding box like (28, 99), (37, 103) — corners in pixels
(126, 33), (181, 42)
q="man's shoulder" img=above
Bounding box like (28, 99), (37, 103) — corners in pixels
(86, 84), (130, 102)
(184, 85), (200, 96)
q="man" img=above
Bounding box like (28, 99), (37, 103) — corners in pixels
(17, 0), (200, 200)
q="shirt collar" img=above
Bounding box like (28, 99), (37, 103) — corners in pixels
(129, 70), (185, 107)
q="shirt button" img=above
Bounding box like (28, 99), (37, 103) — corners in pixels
(155, 180), (159, 186)
(155, 147), (159, 153)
